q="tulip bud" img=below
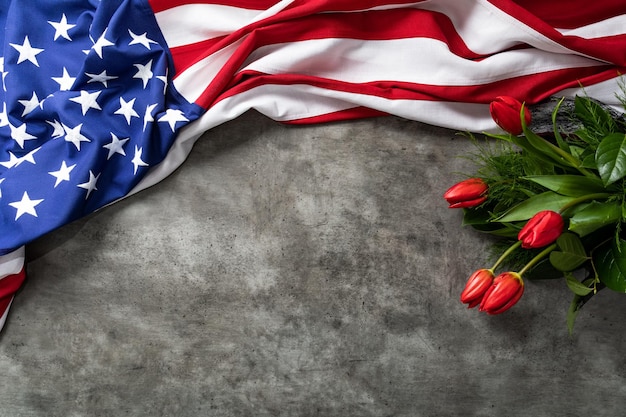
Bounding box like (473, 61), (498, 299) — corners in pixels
(443, 178), (488, 208)
(518, 210), (564, 249)
(460, 269), (495, 308)
(489, 96), (531, 135)
(479, 272), (524, 315)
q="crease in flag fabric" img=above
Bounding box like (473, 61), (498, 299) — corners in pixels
(0, 0), (625, 332)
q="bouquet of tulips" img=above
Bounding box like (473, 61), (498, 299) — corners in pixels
(444, 93), (626, 332)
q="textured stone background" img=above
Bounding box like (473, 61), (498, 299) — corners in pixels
(1, 111), (625, 416)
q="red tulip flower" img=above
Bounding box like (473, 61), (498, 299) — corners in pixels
(479, 272), (524, 315)
(518, 210), (564, 249)
(489, 96), (531, 135)
(443, 178), (488, 208)
(460, 269), (495, 308)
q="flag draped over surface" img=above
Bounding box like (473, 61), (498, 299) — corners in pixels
(0, 0), (625, 331)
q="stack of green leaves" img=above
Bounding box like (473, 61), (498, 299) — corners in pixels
(462, 94), (626, 332)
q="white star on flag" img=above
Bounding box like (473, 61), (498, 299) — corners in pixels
(14, 147), (41, 167)
(0, 178), (4, 198)
(9, 122), (37, 148)
(9, 36), (44, 66)
(62, 123), (91, 150)
(158, 109), (189, 131)
(48, 160), (76, 187)
(143, 103), (158, 130)
(0, 152), (20, 169)
(0, 57), (7, 90)
(132, 145), (148, 174)
(86, 70), (118, 87)
(91, 28), (114, 58)
(114, 97), (139, 124)
(156, 67), (168, 94)
(0, 148), (40, 168)
(46, 119), (65, 138)
(103, 133), (129, 159)
(48, 14), (76, 41)
(9, 191), (44, 220)
(70, 90), (102, 115)
(0, 103), (9, 127)
(77, 171), (100, 199)
(52, 67), (76, 91)
(18, 92), (43, 116)
(156, 74), (168, 94)
(128, 30), (157, 49)
(133, 60), (153, 88)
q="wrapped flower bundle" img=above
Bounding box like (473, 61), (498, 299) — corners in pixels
(445, 93), (626, 332)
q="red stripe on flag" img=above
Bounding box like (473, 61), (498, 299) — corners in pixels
(208, 65), (623, 113)
(171, 9), (499, 108)
(488, 0), (626, 66)
(0, 296), (13, 325)
(168, 36), (228, 76)
(282, 0), (427, 13)
(149, 0), (279, 13)
(0, 268), (26, 300)
(168, 7), (483, 75)
(508, 0), (626, 29)
(283, 106), (389, 125)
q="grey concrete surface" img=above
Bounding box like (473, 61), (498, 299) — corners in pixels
(1, 111), (626, 416)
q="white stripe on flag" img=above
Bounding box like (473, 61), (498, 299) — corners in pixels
(0, 246), (25, 331)
(173, 35), (607, 105)
(0, 246), (25, 277)
(172, 38), (246, 103)
(556, 14), (626, 38)
(238, 38), (605, 84)
(416, 0), (579, 55)
(155, 4), (263, 47)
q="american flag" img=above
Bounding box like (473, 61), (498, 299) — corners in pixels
(0, 0), (624, 331)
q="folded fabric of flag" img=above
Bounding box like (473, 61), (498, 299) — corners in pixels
(0, 0), (624, 331)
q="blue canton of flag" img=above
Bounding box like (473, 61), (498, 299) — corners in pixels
(0, 0), (202, 254)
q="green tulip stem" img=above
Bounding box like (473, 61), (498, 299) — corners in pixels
(519, 243), (558, 277)
(558, 193), (612, 213)
(490, 240), (522, 271)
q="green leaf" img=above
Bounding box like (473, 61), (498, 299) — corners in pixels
(522, 156), (556, 176)
(575, 128), (597, 147)
(484, 132), (515, 142)
(574, 95), (617, 140)
(521, 121), (578, 169)
(580, 152), (598, 170)
(524, 175), (606, 197)
(549, 233), (589, 271)
(568, 201), (621, 237)
(508, 135), (560, 168)
(595, 133), (626, 186)
(593, 238), (626, 292)
(565, 273), (593, 296)
(567, 294), (581, 335)
(574, 96), (615, 127)
(462, 208), (519, 237)
(470, 224), (519, 238)
(566, 277), (601, 335)
(495, 191), (578, 222)
(556, 232), (587, 255)
(461, 207), (491, 226)
(552, 97), (571, 153)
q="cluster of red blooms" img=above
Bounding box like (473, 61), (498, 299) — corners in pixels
(444, 96), (564, 314)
